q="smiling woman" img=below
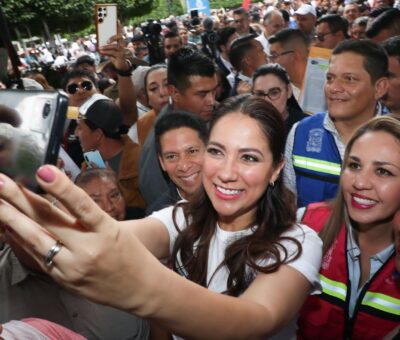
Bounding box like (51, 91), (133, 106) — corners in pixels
(297, 115), (400, 339)
(0, 95), (322, 339)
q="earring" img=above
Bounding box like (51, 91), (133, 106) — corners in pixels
(270, 181), (275, 187)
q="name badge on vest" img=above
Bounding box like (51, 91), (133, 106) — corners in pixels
(306, 128), (324, 153)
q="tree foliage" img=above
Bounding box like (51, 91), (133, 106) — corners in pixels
(210, 0), (243, 9)
(1, 0), (155, 37)
(130, 0), (184, 25)
(1, 0), (239, 40)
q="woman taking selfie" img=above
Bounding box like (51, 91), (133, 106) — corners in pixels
(0, 96), (322, 338)
(297, 116), (400, 339)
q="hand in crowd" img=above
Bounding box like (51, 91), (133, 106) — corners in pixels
(0, 165), (155, 311)
(236, 80), (252, 95)
(99, 29), (129, 72)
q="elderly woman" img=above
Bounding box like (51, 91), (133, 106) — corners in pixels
(75, 169), (144, 221)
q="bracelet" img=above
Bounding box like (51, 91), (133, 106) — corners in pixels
(115, 59), (133, 77)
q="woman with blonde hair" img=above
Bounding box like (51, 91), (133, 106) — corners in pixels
(297, 116), (400, 339)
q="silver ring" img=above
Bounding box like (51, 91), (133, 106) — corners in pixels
(44, 241), (63, 267)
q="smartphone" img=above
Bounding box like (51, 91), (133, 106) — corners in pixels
(84, 150), (106, 169)
(0, 90), (68, 191)
(95, 4), (118, 49)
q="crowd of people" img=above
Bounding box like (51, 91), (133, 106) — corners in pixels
(0, 0), (400, 338)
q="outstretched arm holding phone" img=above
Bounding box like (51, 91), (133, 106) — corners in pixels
(0, 164), (319, 339)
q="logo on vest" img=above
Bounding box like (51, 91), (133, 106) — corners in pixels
(322, 239), (337, 270)
(306, 128), (324, 153)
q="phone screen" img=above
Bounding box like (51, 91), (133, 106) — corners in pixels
(95, 4), (118, 48)
(0, 90), (68, 191)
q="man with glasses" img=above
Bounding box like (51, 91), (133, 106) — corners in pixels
(61, 69), (99, 166)
(62, 68), (98, 107)
(268, 28), (310, 100)
(314, 14), (348, 50)
(233, 8), (256, 36)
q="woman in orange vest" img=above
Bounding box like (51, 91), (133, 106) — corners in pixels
(297, 116), (400, 339)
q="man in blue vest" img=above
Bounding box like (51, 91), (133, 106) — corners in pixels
(283, 39), (389, 207)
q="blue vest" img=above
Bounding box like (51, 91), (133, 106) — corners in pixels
(292, 112), (341, 207)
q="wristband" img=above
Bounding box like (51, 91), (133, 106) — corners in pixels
(115, 59), (133, 77)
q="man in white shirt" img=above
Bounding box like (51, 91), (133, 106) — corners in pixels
(256, 9), (285, 56)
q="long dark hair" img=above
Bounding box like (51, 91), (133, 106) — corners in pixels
(171, 95), (302, 296)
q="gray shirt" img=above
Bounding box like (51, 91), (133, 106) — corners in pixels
(0, 244), (150, 340)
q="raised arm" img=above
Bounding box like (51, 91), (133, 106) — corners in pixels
(100, 34), (138, 127)
(0, 166), (319, 338)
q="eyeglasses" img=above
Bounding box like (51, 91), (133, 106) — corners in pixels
(252, 87), (283, 101)
(314, 31), (336, 42)
(67, 81), (94, 95)
(267, 50), (294, 62)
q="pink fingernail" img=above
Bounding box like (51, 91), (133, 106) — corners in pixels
(37, 166), (56, 183)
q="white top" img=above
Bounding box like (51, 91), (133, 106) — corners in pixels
(151, 205), (323, 339)
(255, 33), (271, 56)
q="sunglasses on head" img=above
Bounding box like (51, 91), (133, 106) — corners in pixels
(67, 81), (93, 95)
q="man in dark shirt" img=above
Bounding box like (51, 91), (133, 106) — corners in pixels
(139, 48), (218, 205)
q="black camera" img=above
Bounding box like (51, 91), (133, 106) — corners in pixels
(201, 18), (218, 60)
(141, 21), (164, 65)
(97, 7), (107, 23)
(142, 21), (162, 43)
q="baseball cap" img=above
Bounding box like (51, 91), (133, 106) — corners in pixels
(78, 94), (123, 135)
(295, 4), (317, 16)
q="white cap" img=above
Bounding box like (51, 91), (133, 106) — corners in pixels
(78, 93), (111, 117)
(21, 78), (44, 90)
(295, 4), (317, 17)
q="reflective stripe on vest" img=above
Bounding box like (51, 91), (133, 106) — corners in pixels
(320, 274), (347, 301)
(362, 291), (400, 316)
(293, 155), (342, 176)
